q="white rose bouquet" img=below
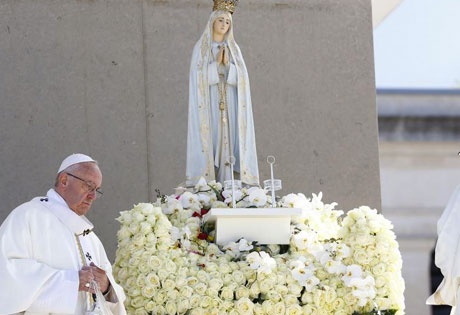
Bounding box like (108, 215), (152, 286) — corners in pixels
(114, 178), (404, 314)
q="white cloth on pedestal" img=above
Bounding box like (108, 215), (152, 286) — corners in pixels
(0, 189), (126, 315)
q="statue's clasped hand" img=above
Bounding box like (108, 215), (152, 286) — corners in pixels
(217, 44), (229, 65)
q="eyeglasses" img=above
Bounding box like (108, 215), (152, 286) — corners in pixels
(66, 173), (103, 197)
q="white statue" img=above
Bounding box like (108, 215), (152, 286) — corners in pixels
(186, 0), (259, 186)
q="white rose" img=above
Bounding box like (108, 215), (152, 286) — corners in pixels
(117, 226), (132, 240)
(194, 282), (208, 295)
(130, 296), (146, 308)
(206, 244), (221, 256)
(259, 278), (275, 294)
(158, 268), (169, 280)
(235, 286), (250, 300)
(331, 297), (345, 310)
(189, 294), (201, 308)
(372, 263), (387, 276)
(267, 290), (282, 302)
(232, 270), (246, 285)
(134, 308), (148, 315)
(162, 279), (176, 291)
(288, 283), (303, 296)
(148, 256), (162, 270)
(117, 211), (133, 224)
(141, 286), (155, 298)
(144, 301), (155, 312)
(275, 284), (289, 296)
(154, 290), (166, 304)
(206, 287), (219, 298)
(253, 303), (264, 315)
(235, 297), (254, 314)
(249, 281), (260, 298)
(209, 278), (224, 291)
(187, 276), (199, 287)
(179, 285), (194, 298)
(197, 270), (210, 283)
(262, 300), (275, 313)
(117, 267), (129, 281)
(274, 302), (286, 314)
(286, 304), (303, 315)
(220, 286), (235, 300)
(125, 276), (136, 289)
(164, 259), (177, 273)
(200, 296), (213, 308)
(219, 263), (232, 274)
(284, 294), (299, 306)
(302, 304), (316, 314)
(165, 301), (177, 315)
(177, 298), (190, 313)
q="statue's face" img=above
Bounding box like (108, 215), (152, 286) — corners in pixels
(213, 14), (231, 37)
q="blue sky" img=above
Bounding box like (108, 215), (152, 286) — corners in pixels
(374, 0), (460, 89)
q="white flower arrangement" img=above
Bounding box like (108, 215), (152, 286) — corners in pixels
(113, 178), (404, 314)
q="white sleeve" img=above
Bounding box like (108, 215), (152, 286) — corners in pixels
(208, 62), (220, 86)
(0, 206), (79, 313)
(227, 63), (238, 86)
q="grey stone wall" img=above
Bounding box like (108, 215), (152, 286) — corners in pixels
(0, 0), (380, 260)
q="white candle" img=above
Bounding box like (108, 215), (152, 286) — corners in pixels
(267, 156), (276, 207)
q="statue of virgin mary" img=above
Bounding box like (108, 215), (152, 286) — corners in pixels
(186, 0), (259, 186)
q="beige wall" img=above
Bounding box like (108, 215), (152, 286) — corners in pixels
(0, 0), (381, 259)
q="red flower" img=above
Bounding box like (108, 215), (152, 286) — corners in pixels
(197, 232), (208, 240)
(193, 209), (209, 218)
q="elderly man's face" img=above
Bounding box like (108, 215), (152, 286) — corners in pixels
(58, 163), (102, 216)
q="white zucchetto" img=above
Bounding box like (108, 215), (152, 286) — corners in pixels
(57, 153), (96, 173)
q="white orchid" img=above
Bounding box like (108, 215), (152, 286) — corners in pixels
(223, 241), (241, 258)
(180, 191), (199, 209)
(342, 264), (363, 286)
(194, 177), (209, 191)
(292, 230), (319, 251)
(222, 189), (243, 205)
(246, 251), (262, 269)
(247, 187), (268, 207)
(237, 238), (254, 251)
(246, 251), (276, 274)
(281, 193), (305, 208)
(164, 196), (183, 215)
(350, 276), (376, 306)
(197, 193), (211, 207)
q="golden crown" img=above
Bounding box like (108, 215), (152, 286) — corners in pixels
(213, 0), (239, 14)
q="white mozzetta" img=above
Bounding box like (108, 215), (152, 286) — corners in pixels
(205, 208), (302, 245)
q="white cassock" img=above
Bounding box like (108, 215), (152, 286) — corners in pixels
(0, 189), (126, 315)
(427, 186), (460, 314)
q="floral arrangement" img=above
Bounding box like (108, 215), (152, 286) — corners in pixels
(113, 178), (405, 315)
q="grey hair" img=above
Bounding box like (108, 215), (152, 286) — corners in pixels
(54, 161), (98, 187)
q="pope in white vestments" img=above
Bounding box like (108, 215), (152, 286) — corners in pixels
(427, 186), (460, 314)
(0, 154), (126, 315)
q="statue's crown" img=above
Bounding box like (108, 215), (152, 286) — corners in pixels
(213, 0), (239, 14)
